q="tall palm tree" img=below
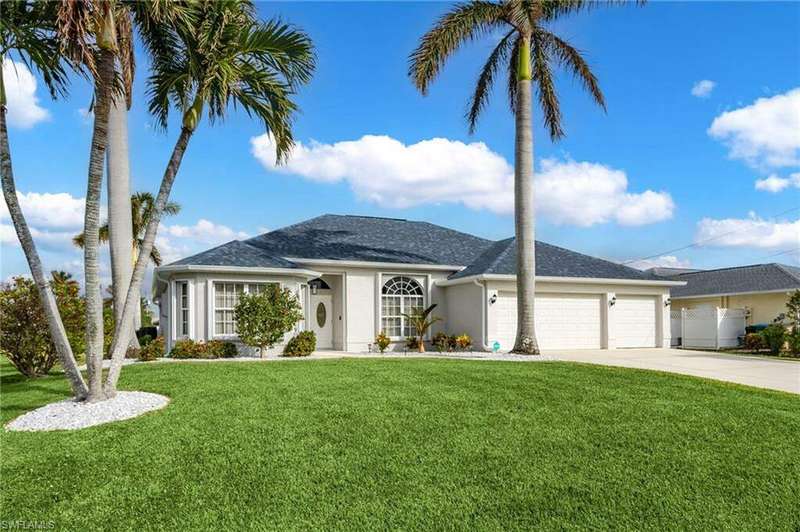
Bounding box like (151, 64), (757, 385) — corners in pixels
(409, 1), (611, 354)
(73, 192), (181, 267)
(105, 1), (185, 355)
(103, 0), (315, 396)
(56, 0), (130, 400)
(0, 1), (88, 398)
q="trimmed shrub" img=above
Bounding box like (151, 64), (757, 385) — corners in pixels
(170, 339), (204, 359)
(406, 337), (421, 350)
(205, 340), (238, 358)
(140, 337), (165, 361)
(139, 334), (153, 347)
(375, 332), (390, 353)
(125, 347), (141, 359)
(432, 332), (450, 352)
(743, 333), (766, 351)
(760, 324), (785, 355)
(455, 334), (472, 351)
(283, 331), (316, 357)
(785, 328), (800, 358)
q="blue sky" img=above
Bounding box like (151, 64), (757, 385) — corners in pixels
(2, 1), (799, 291)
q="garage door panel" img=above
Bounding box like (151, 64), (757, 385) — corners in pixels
(616, 295), (656, 348)
(494, 292), (602, 350)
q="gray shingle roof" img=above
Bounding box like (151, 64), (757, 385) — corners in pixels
(244, 214), (493, 266)
(670, 263), (800, 298)
(169, 240), (299, 269)
(164, 214), (669, 282)
(449, 237), (657, 281)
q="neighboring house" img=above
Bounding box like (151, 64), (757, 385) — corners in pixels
(153, 214), (682, 355)
(652, 263), (800, 325)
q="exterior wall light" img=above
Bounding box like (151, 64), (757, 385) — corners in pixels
(489, 294), (497, 305)
(608, 296), (616, 307)
(665, 297), (671, 307)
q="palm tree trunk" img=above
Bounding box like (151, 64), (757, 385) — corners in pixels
(104, 126), (194, 395)
(0, 68), (89, 400)
(107, 91), (139, 349)
(511, 36), (540, 355)
(83, 49), (116, 401)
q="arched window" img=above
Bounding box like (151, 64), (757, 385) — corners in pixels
(381, 276), (424, 338)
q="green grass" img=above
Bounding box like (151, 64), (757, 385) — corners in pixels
(2, 358), (799, 531)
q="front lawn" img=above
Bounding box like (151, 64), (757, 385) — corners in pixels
(2, 358), (798, 530)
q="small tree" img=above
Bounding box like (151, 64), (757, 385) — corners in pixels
(0, 276), (85, 377)
(402, 304), (442, 353)
(234, 286), (303, 358)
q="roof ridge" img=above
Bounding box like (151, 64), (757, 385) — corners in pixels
(775, 263), (800, 283)
(676, 263), (773, 276)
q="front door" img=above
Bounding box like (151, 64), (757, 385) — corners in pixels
(309, 294), (333, 349)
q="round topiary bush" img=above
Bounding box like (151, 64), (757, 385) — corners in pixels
(283, 331), (316, 357)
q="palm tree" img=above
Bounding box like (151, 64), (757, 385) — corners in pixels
(103, 0), (315, 396)
(73, 192), (181, 267)
(73, 192), (180, 342)
(0, 1), (88, 398)
(55, 0), (131, 400)
(409, 1), (612, 354)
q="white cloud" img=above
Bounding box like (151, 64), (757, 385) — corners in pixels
(628, 255), (692, 271)
(708, 88), (800, 168)
(252, 134), (674, 226)
(695, 212), (800, 249)
(155, 219), (250, 264)
(536, 159), (674, 226)
(0, 191), (88, 229)
(2, 60), (50, 128)
(754, 172), (800, 193)
(160, 219), (249, 245)
(691, 80), (715, 98)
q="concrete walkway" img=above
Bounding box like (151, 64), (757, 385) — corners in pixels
(548, 348), (800, 395)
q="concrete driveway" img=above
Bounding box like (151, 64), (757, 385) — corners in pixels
(547, 348), (800, 395)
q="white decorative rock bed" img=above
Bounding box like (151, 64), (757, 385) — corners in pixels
(5, 391), (169, 432)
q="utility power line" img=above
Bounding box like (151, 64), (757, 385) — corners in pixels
(623, 205), (800, 265)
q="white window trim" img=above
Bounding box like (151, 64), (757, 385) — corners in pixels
(207, 279), (283, 340)
(171, 278), (194, 342)
(378, 273), (426, 341)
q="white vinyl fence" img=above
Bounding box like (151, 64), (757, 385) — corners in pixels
(671, 308), (747, 349)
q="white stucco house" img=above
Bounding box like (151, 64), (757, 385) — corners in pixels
(153, 214), (683, 354)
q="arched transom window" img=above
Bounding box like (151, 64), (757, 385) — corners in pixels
(381, 276), (424, 338)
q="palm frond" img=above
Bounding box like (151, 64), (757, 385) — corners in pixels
(409, 1), (507, 95)
(531, 29), (564, 140)
(145, 0), (313, 161)
(539, 29), (605, 111)
(466, 30), (516, 133)
(506, 36), (520, 114)
(539, 0), (644, 21)
(0, 0), (74, 99)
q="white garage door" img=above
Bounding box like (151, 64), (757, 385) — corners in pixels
(494, 292), (602, 350)
(616, 295), (657, 348)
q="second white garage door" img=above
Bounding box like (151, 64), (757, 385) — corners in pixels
(615, 295), (657, 348)
(494, 292), (602, 350)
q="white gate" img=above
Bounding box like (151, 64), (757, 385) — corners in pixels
(673, 308), (747, 349)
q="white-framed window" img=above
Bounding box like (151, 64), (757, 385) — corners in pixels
(381, 276), (424, 338)
(213, 282), (277, 336)
(176, 281), (190, 337)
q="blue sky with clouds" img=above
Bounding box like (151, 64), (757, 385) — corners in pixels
(2, 1), (799, 291)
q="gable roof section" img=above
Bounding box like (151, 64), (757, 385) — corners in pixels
(450, 238), (657, 281)
(670, 263), (800, 298)
(244, 214), (493, 266)
(169, 240), (299, 269)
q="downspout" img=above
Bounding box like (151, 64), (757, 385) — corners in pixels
(473, 278), (492, 351)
